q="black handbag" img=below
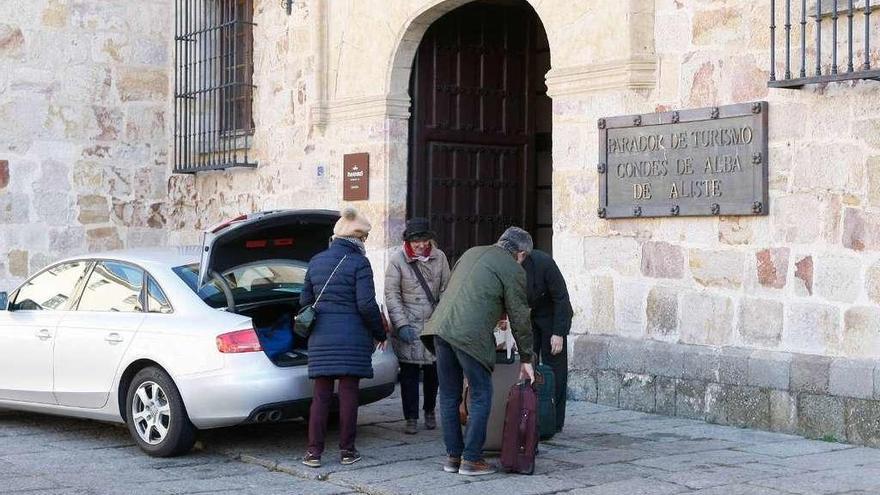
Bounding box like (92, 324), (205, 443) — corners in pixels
(294, 255), (347, 339)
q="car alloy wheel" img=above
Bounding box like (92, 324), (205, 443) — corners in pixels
(132, 381), (171, 445)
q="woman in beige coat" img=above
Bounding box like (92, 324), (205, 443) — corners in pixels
(384, 218), (451, 434)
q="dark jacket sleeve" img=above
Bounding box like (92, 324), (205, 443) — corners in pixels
(503, 262), (533, 364)
(355, 258), (386, 342)
(300, 266), (315, 307)
(546, 258), (573, 336)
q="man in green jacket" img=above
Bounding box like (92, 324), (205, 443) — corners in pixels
(421, 227), (535, 476)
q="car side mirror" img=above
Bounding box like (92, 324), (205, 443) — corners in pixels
(0, 292), (8, 311)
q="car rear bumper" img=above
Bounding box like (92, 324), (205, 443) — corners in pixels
(176, 348), (398, 429)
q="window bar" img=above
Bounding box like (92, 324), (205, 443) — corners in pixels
(211, 1), (218, 169)
(223, 0), (230, 168)
(185, 0), (192, 171)
(801, 0), (808, 77)
(816, 0), (823, 76)
(866, 0), (873, 70)
(174, 0), (179, 171)
(785, 0), (792, 79)
(243, 0), (251, 166)
(200, 0), (206, 169)
(232, 0), (239, 165)
(849, 0), (856, 72)
(832, 0), (839, 74)
(188, 0), (195, 171)
(771, 0), (777, 81)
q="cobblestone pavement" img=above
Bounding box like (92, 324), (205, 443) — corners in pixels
(3, 396), (880, 494)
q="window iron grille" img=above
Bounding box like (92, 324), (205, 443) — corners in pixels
(769, 0), (880, 88)
(174, 0), (257, 173)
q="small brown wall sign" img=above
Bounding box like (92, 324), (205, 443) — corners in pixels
(343, 153), (369, 201)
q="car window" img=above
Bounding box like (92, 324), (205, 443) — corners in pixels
(146, 276), (173, 314)
(174, 260), (307, 308)
(77, 261), (145, 313)
(11, 261), (91, 311)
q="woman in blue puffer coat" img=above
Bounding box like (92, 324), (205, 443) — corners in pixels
(299, 207), (387, 468)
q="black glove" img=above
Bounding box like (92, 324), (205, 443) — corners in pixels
(397, 325), (418, 343)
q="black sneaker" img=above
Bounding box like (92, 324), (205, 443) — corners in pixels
(458, 459), (497, 476)
(404, 419), (418, 435)
(301, 452), (321, 468)
(340, 450), (362, 465)
(442, 455), (461, 473)
(424, 411), (437, 430)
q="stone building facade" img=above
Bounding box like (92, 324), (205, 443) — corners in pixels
(3, 0), (880, 445)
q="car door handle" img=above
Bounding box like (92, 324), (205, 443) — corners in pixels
(105, 333), (124, 344)
(36, 329), (52, 341)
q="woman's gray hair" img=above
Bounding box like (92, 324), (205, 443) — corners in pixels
(496, 226), (533, 255)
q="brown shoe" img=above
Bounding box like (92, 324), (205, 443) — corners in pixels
(301, 452), (321, 468)
(424, 411), (437, 430)
(404, 419), (418, 435)
(443, 455), (461, 473)
(458, 459), (497, 476)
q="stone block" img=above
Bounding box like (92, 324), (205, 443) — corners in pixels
(719, 217), (753, 245)
(844, 307), (880, 358)
(689, 248), (744, 288)
(675, 379), (707, 420)
(597, 370), (620, 407)
(814, 255), (862, 303)
(643, 340), (683, 377)
(738, 297), (784, 348)
(842, 207), (880, 251)
(77, 194), (109, 225)
(829, 358), (875, 399)
(718, 346), (750, 385)
(798, 394), (846, 441)
(790, 354), (831, 394)
(682, 344), (720, 382)
(655, 376), (676, 415)
(589, 276), (615, 332)
(720, 385), (771, 429)
(619, 373), (655, 413)
(607, 337), (647, 374)
(613, 279), (647, 338)
(0, 159), (8, 190)
(679, 292), (733, 346)
(86, 226), (122, 252)
(583, 236), (641, 276)
(867, 260), (880, 304)
(567, 370), (597, 402)
(704, 382), (725, 424)
(793, 255), (814, 296)
(770, 390), (798, 434)
(845, 398), (880, 447)
(641, 241), (684, 279)
(783, 303), (841, 355)
(571, 334), (609, 370)
(646, 286), (678, 339)
(117, 67), (167, 102)
(747, 350), (791, 390)
(7, 249), (27, 278)
(756, 247), (789, 289)
(0, 24), (24, 59)
(875, 366), (880, 400)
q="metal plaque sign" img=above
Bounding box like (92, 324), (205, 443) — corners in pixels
(343, 153), (370, 201)
(597, 102), (768, 219)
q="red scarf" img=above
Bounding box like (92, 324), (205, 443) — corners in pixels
(404, 241), (432, 260)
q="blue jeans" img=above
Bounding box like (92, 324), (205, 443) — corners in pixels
(434, 336), (493, 462)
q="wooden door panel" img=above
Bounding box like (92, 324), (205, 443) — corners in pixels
(410, 2), (537, 265)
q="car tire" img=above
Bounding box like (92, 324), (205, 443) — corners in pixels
(125, 367), (196, 457)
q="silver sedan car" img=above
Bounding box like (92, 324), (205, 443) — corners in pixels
(0, 210), (398, 456)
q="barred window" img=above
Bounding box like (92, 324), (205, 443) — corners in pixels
(174, 0), (257, 173)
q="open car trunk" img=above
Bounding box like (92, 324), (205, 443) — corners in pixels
(199, 209), (339, 367)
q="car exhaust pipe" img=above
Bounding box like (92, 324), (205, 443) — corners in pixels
(253, 412), (268, 423)
(268, 410), (282, 422)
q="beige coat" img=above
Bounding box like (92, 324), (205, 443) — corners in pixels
(384, 245), (451, 364)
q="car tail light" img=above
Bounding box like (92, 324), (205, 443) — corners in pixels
(216, 329), (262, 353)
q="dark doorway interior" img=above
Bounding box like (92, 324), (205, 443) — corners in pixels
(407, 1), (552, 264)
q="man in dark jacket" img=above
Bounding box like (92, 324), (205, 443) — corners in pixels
(422, 227), (535, 476)
(522, 250), (573, 432)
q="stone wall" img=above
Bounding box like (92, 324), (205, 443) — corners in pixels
(0, 1), (172, 290)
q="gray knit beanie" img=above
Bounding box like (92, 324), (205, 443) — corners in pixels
(496, 226), (533, 255)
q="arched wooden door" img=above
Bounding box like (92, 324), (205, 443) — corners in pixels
(407, 1), (547, 264)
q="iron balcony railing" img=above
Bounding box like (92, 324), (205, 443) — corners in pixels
(174, 0), (257, 173)
(769, 0), (880, 88)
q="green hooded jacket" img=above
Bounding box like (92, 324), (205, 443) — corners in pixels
(421, 245), (533, 371)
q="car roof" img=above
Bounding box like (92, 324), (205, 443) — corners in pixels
(57, 247), (202, 269)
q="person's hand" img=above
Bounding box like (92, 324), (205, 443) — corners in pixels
(375, 340), (387, 352)
(397, 325), (418, 343)
(497, 319), (509, 331)
(520, 362), (535, 383)
(550, 335), (564, 355)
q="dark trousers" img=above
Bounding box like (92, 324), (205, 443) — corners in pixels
(434, 336), (492, 462)
(399, 362), (438, 420)
(308, 376), (360, 456)
(535, 328), (568, 430)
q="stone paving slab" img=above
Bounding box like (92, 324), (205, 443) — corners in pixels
(4, 398), (880, 494)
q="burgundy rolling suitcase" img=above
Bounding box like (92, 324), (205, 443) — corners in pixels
(500, 380), (539, 474)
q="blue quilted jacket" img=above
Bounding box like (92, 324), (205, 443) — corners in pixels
(300, 238), (386, 379)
